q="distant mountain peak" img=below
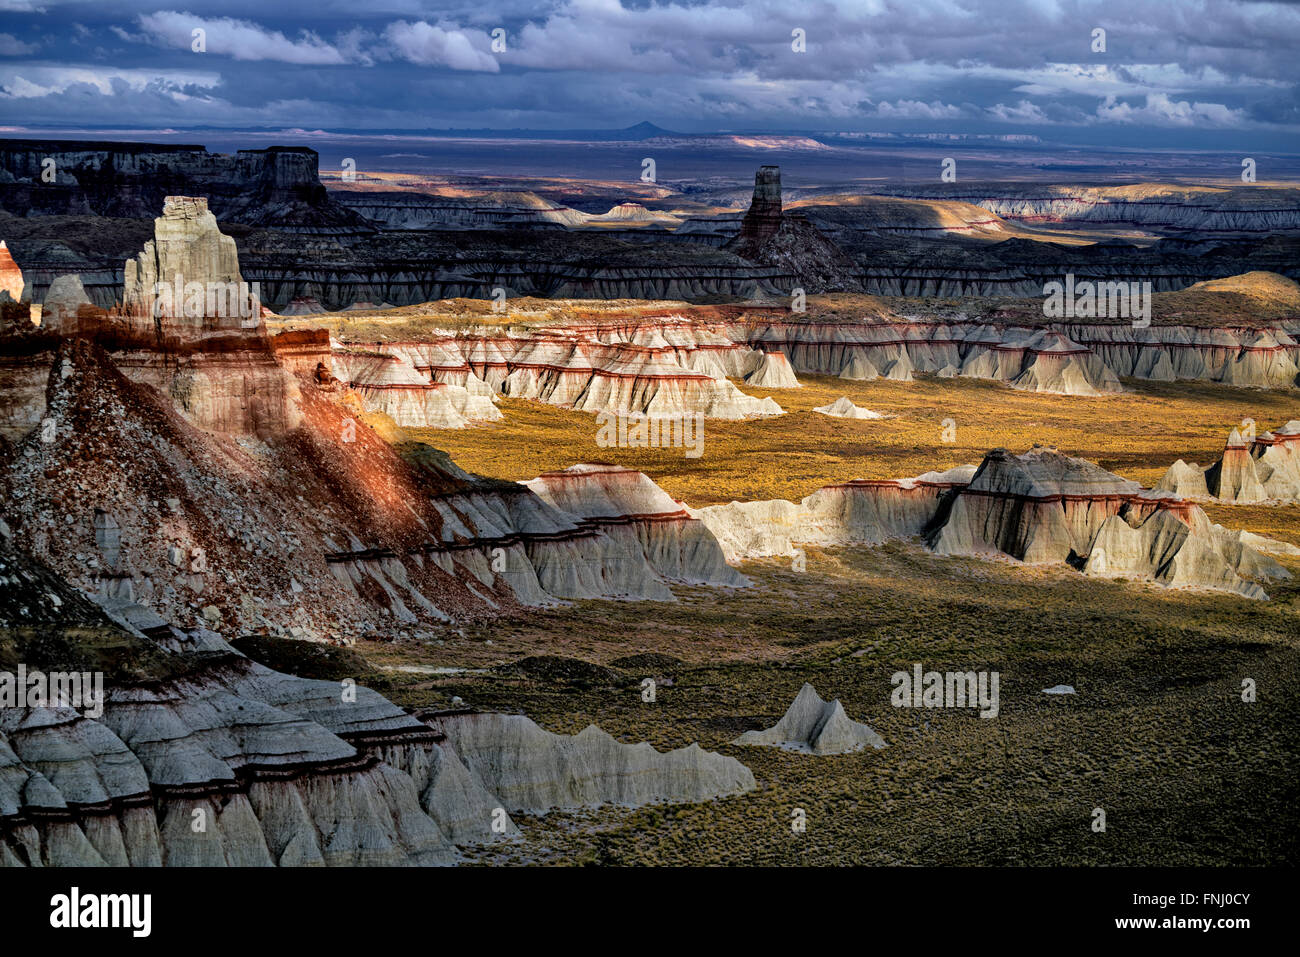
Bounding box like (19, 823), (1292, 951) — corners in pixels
(621, 121), (675, 138)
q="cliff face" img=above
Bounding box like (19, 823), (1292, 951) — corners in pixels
(735, 165), (783, 243)
(861, 183), (1300, 236)
(0, 140), (373, 236)
(122, 196), (255, 340)
(331, 189), (590, 229)
(0, 539), (753, 867)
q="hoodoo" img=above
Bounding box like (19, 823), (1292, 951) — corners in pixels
(1159, 421), (1300, 503)
(744, 350), (801, 388)
(739, 166), (783, 240)
(734, 683), (885, 755)
(723, 166), (864, 293)
(123, 196), (257, 341)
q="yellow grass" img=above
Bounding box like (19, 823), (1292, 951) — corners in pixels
(413, 373), (1300, 507)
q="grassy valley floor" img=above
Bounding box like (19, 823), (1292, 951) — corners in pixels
(357, 543), (1300, 866)
(418, 374), (1300, 506)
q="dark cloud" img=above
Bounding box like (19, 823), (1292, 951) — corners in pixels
(0, 0), (1295, 147)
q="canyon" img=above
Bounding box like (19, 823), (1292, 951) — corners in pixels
(1, 142), (1297, 871)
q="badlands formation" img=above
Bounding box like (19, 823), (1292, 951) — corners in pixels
(312, 293), (1296, 429)
(693, 446), (1290, 600)
(1156, 421), (1300, 504)
(734, 684), (886, 755)
(1, 156), (1297, 868)
(0, 200), (763, 867)
(0, 547), (754, 865)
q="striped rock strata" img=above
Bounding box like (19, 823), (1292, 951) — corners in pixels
(1156, 421), (1300, 504)
(522, 464), (748, 590)
(331, 348), (500, 429)
(351, 329), (782, 421)
(692, 447), (1289, 599)
(0, 546), (753, 866)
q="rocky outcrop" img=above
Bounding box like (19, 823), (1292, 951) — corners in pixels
(1159, 421), (1300, 504)
(928, 446), (1141, 563)
(122, 196), (255, 339)
(1081, 500), (1286, 599)
(929, 446), (1287, 598)
(1153, 459), (1211, 500)
(975, 330), (1123, 396)
(691, 445), (1287, 598)
(446, 332), (782, 419)
(723, 166), (863, 294)
(0, 309), (765, 638)
(743, 351), (800, 389)
(522, 465), (749, 589)
(733, 683), (885, 754)
(691, 466), (975, 562)
(38, 274), (94, 334)
(0, 140), (373, 236)
(427, 712), (754, 813)
(813, 396), (883, 419)
(0, 538), (754, 866)
(0, 241), (21, 303)
(331, 349), (500, 429)
(735, 166), (784, 244)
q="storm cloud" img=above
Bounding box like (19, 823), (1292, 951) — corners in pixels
(0, 0), (1296, 146)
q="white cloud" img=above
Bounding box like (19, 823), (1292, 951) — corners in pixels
(1095, 93), (1249, 128)
(137, 11), (348, 65)
(383, 21), (499, 72)
(0, 64), (221, 99)
(873, 99), (966, 120)
(986, 100), (1049, 123)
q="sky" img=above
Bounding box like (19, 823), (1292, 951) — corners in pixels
(1, 0), (1298, 149)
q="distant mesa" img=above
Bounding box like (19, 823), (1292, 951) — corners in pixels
(733, 683), (886, 755)
(589, 202), (681, 226)
(0, 140), (373, 236)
